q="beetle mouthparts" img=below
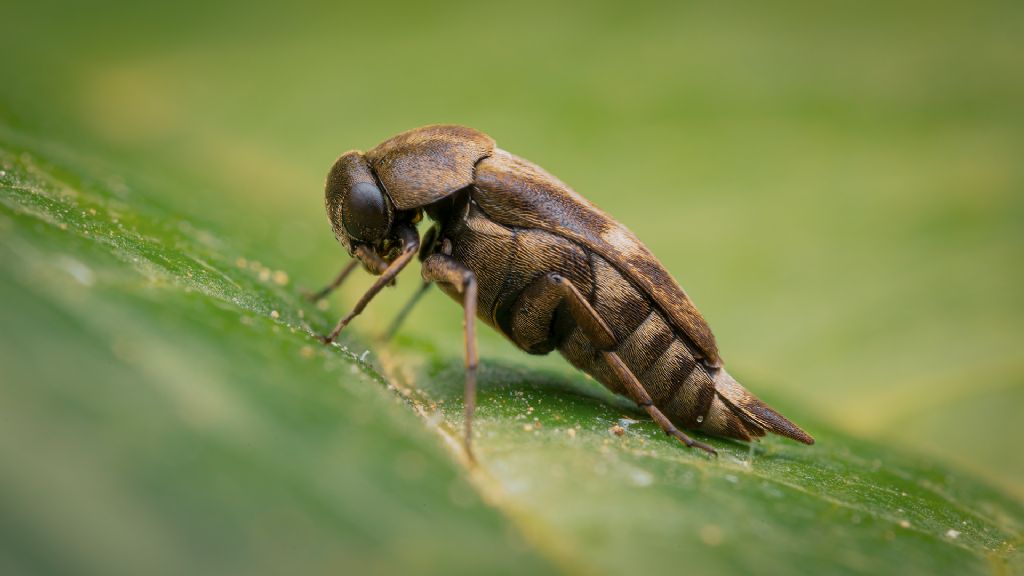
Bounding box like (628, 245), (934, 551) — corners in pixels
(353, 244), (391, 275)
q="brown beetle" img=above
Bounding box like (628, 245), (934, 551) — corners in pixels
(314, 125), (814, 458)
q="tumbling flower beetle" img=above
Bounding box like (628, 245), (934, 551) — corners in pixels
(313, 125), (814, 459)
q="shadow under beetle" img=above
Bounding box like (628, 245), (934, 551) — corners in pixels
(313, 125), (814, 459)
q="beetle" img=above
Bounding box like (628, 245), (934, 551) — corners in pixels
(313, 125), (814, 459)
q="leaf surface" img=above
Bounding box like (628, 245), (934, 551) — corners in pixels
(1, 136), (1020, 575)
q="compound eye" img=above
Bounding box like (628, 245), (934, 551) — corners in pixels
(342, 181), (391, 242)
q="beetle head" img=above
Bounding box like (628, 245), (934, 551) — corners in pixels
(325, 152), (405, 269)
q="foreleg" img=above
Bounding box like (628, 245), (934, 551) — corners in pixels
(321, 227), (419, 343)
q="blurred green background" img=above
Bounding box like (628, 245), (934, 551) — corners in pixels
(1, 0), (1022, 573)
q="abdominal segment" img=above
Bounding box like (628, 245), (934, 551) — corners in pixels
(556, 255), (715, 429)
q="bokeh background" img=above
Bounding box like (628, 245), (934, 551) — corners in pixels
(1, 0), (1021, 566)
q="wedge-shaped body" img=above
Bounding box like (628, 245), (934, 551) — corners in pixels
(320, 125), (814, 456)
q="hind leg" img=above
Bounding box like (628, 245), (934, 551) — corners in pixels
(513, 274), (716, 455)
(604, 352), (716, 455)
(509, 273), (615, 353)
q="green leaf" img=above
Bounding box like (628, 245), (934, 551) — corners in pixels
(0, 138), (557, 576)
(1, 132), (1020, 575)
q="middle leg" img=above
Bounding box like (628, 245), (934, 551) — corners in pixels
(420, 254), (478, 461)
(381, 281), (433, 341)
